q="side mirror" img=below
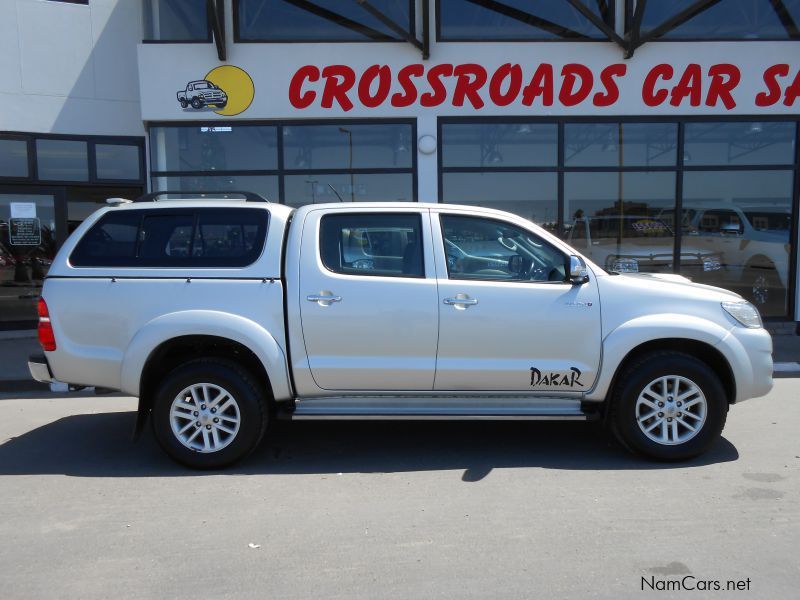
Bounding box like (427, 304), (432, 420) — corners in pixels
(569, 255), (589, 284)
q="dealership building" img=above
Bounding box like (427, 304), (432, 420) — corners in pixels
(1, 0), (799, 326)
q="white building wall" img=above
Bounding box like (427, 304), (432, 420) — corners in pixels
(0, 0), (145, 137)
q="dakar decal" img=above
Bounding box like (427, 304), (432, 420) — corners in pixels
(177, 65), (255, 116)
(530, 367), (584, 388)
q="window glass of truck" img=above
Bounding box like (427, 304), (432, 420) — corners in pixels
(319, 213), (424, 278)
(440, 215), (567, 282)
(70, 208), (268, 268)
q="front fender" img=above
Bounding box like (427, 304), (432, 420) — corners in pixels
(119, 310), (292, 400)
(585, 314), (731, 402)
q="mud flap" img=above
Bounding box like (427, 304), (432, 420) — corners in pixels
(133, 397), (150, 441)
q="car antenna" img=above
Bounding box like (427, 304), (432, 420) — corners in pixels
(327, 183), (345, 203)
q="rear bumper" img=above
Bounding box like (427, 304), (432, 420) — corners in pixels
(28, 353), (54, 384)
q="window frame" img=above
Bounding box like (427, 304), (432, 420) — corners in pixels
(148, 118), (418, 205)
(142, 0), (213, 44)
(318, 212), (426, 279)
(436, 0), (618, 42)
(438, 213), (570, 284)
(437, 115), (800, 320)
(625, 0), (800, 42)
(69, 207), (270, 269)
(0, 132), (145, 186)
(234, 0), (417, 43)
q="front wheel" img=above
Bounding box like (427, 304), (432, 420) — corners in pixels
(609, 352), (728, 461)
(190, 97), (203, 109)
(151, 358), (268, 469)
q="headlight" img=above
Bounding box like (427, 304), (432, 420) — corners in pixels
(610, 258), (638, 273)
(721, 301), (762, 329)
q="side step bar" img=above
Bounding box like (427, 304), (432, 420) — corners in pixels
(288, 396), (594, 421)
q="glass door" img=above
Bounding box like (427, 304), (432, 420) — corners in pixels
(0, 190), (59, 327)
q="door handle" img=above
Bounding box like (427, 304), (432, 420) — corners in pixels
(443, 296), (478, 306)
(307, 294), (342, 305)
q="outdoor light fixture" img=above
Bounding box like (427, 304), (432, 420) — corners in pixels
(418, 134), (436, 155)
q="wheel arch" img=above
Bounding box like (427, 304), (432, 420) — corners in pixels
(121, 310), (292, 400)
(587, 314), (736, 409)
(602, 338), (735, 414)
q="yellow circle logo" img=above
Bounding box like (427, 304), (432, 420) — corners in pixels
(204, 65), (255, 116)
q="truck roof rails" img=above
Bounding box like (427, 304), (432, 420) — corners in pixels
(133, 191), (270, 203)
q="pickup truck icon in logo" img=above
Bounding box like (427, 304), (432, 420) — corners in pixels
(177, 80), (228, 110)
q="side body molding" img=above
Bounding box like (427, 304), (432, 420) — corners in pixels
(585, 314), (732, 402)
(120, 310), (292, 400)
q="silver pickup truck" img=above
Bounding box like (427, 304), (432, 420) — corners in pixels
(29, 194), (773, 468)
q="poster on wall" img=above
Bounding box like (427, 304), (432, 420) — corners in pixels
(10, 202), (36, 219)
(9, 218), (42, 246)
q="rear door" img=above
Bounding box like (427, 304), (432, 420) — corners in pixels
(432, 212), (602, 392)
(298, 209), (439, 391)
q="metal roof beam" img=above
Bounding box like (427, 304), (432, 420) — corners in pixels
(462, 0), (592, 39)
(206, 0), (226, 61)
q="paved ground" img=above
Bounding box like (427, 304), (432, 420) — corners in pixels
(0, 382), (798, 599)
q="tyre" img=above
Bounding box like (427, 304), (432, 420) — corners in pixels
(609, 351), (727, 461)
(216, 101), (227, 109)
(179, 98), (188, 109)
(190, 97), (203, 109)
(151, 358), (268, 469)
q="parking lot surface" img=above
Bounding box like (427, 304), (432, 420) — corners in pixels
(0, 381), (798, 599)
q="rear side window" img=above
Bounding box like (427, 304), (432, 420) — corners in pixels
(70, 208), (269, 268)
(319, 213), (424, 278)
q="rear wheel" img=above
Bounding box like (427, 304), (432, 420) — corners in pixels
(609, 352), (727, 461)
(152, 358), (268, 469)
(179, 98), (188, 108)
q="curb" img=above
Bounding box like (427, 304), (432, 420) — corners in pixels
(0, 380), (50, 393)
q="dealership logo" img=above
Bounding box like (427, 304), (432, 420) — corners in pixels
(176, 65), (254, 116)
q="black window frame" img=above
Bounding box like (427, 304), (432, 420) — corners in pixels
(438, 115), (800, 320)
(0, 132), (146, 187)
(148, 118), (418, 205)
(439, 213), (570, 283)
(319, 212), (426, 278)
(436, 0), (618, 42)
(625, 0), (800, 43)
(69, 207), (270, 269)
(142, 0), (214, 44)
(234, 0), (417, 43)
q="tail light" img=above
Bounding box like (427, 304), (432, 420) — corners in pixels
(37, 298), (56, 351)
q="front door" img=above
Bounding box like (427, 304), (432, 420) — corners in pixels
(298, 209), (439, 391)
(433, 212), (602, 392)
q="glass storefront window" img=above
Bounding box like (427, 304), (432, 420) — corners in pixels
(438, 0), (614, 40)
(36, 139), (89, 181)
(143, 0), (209, 41)
(684, 122), (796, 166)
(639, 0), (800, 40)
(441, 123), (557, 168)
(283, 124), (412, 170)
(564, 171), (678, 274)
(237, 0), (413, 42)
(0, 194), (57, 324)
(284, 173), (413, 206)
(682, 170), (794, 316)
(565, 123), (678, 167)
(0, 139), (29, 178)
(442, 172), (558, 228)
(150, 126), (278, 172)
(96, 144), (142, 181)
(153, 175), (280, 202)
